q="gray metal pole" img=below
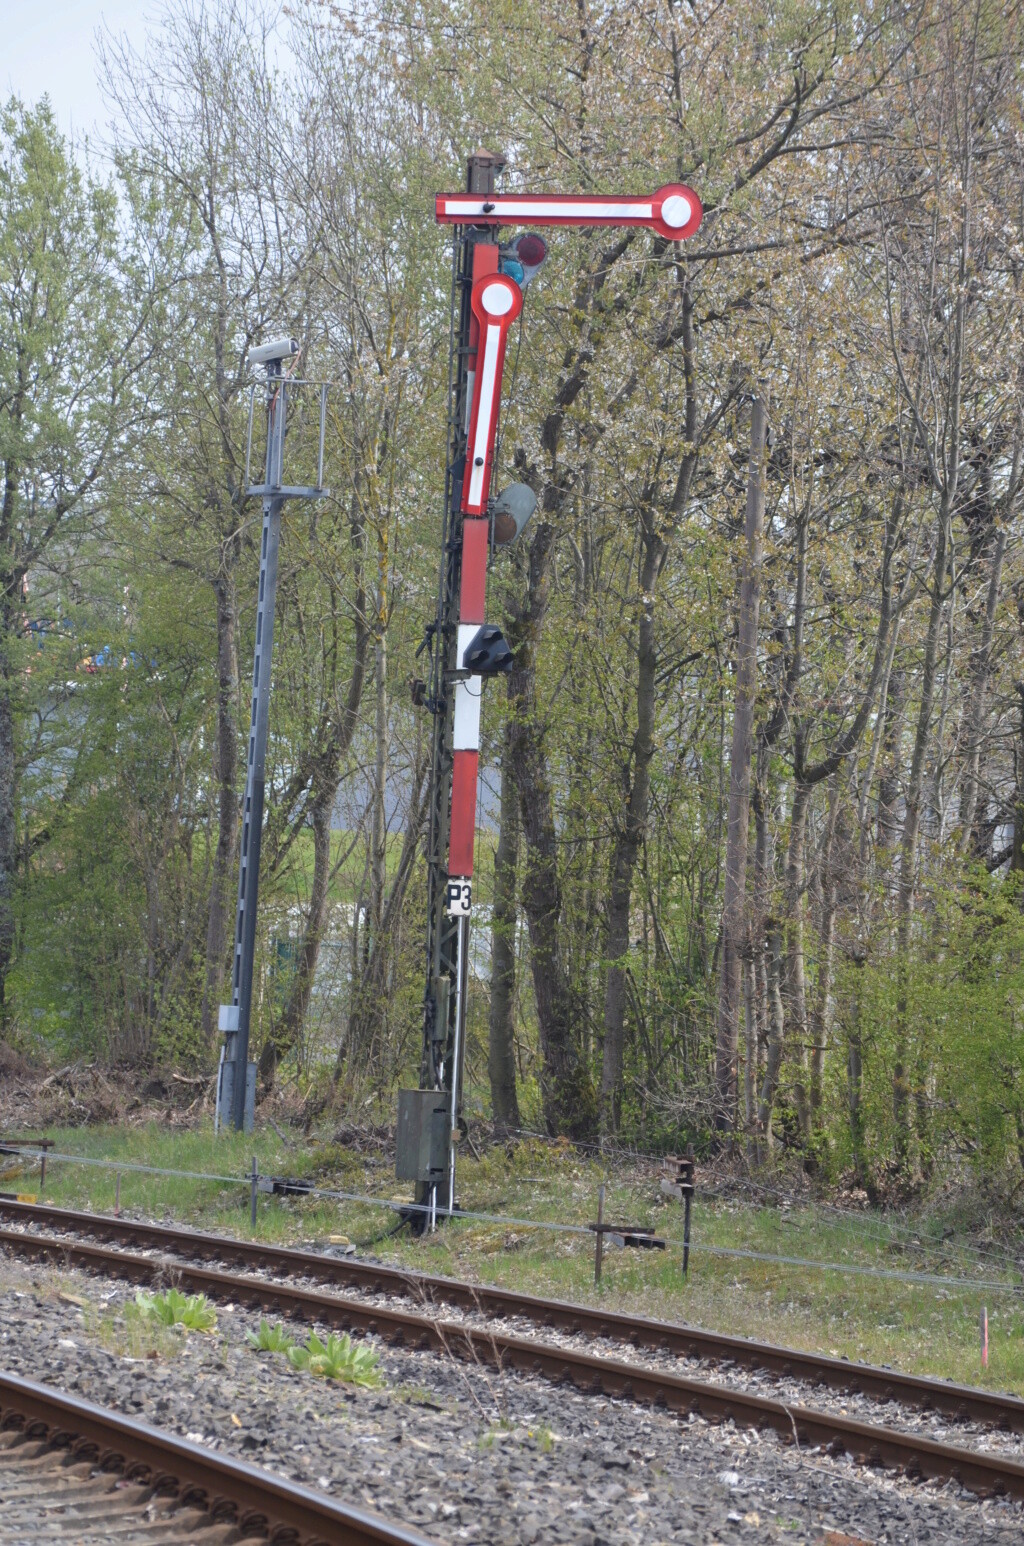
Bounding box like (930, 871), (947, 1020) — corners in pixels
(216, 339), (326, 1137)
(226, 362), (286, 1132)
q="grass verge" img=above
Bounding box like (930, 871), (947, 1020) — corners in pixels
(15, 1121), (1024, 1396)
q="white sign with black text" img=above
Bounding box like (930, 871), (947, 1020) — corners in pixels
(446, 879), (472, 916)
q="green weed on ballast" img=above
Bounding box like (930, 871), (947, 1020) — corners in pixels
(246, 1319), (296, 1353)
(287, 1330), (383, 1385)
(135, 1288), (217, 1332)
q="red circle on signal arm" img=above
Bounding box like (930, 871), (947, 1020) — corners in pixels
(651, 183), (703, 241)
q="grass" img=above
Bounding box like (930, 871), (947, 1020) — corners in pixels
(26, 1122), (345, 1240)
(21, 1120), (1024, 1396)
(388, 1151), (1024, 1396)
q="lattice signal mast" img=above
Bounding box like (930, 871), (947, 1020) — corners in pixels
(397, 152), (702, 1224)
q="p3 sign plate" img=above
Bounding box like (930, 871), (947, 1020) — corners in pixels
(446, 879), (472, 916)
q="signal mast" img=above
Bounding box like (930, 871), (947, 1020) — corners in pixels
(396, 152), (702, 1225)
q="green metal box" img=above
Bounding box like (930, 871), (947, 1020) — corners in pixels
(395, 1089), (450, 1182)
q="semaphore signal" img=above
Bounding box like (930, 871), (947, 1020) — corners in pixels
(398, 152), (702, 1227)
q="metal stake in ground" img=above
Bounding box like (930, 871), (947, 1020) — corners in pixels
(681, 1145), (695, 1277)
(217, 339), (328, 1133)
(594, 1183), (606, 1285)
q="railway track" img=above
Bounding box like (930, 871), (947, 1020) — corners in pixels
(2, 1202), (1024, 1504)
(0, 1368), (432, 1545)
(1, 1196), (1020, 1432)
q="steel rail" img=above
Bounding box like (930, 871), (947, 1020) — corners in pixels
(1, 1197), (1021, 1433)
(3, 1222), (1024, 1503)
(0, 1368), (432, 1546)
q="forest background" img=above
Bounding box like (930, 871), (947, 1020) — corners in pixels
(2, 0), (1023, 1198)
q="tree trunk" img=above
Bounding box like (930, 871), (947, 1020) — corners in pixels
(370, 629), (388, 942)
(757, 919), (786, 1147)
(747, 763), (773, 1162)
(845, 949), (875, 1196)
(505, 521), (595, 1140)
(742, 954), (758, 1139)
(876, 666), (905, 860)
(600, 529), (662, 1133)
(511, 702), (595, 1138)
(714, 393), (767, 1137)
(259, 781), (333, 1083)
(894, 502), (949, 1170)
(488, 730), (521, 1131)
(1013, 687), (1024, 877)
(959, 524), (1007, 851)
(809, 776), (842, 1121)
(0, 607), (16, 1029)
(785, 781), (812, 1144)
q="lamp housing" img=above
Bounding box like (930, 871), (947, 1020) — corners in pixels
(463, 624), (514, 676)
(491, 482), (538, 545)
(499, 231), (548, 290)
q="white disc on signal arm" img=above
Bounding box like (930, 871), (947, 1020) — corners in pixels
(481, 282), (515, 316)
(659, 193), (692, 230)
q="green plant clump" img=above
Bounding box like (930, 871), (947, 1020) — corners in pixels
(287, 1329), (383, 1385)
(135, 1288), (218, 1333)
(246, 1319), (297, 1353)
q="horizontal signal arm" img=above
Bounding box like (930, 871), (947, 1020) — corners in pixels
(435, 183), (702, 242)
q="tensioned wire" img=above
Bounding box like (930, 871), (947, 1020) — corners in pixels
(501, 1126), (1024, 1275)
(3, 1145), (1020, 1294)
(7, 1131), (1018, 1280)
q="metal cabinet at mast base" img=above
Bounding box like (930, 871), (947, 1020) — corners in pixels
(215, 1045), (255, 1133)
(396, 1090), (451, 1183)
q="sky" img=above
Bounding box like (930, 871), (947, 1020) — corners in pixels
(4, 1), (154, 143)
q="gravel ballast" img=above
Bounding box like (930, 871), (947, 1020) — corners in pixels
(5, 1211), (1022, 1462)
(1, 1251), (1021, 1545)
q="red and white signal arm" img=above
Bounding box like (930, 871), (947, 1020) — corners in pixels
(436, 182), (703, 242)
(461, 273), (523, 515)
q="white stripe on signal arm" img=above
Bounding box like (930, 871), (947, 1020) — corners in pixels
(440, 198), (655, 222)
(466, 325), (501, 510)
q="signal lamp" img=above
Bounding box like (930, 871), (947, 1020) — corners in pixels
(499, 257), (526, 286)
(499, 232), (548, 290)
(491, 482), (538, 545)
(463, 624), (514, 676)
(515, 233), (546, 267)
